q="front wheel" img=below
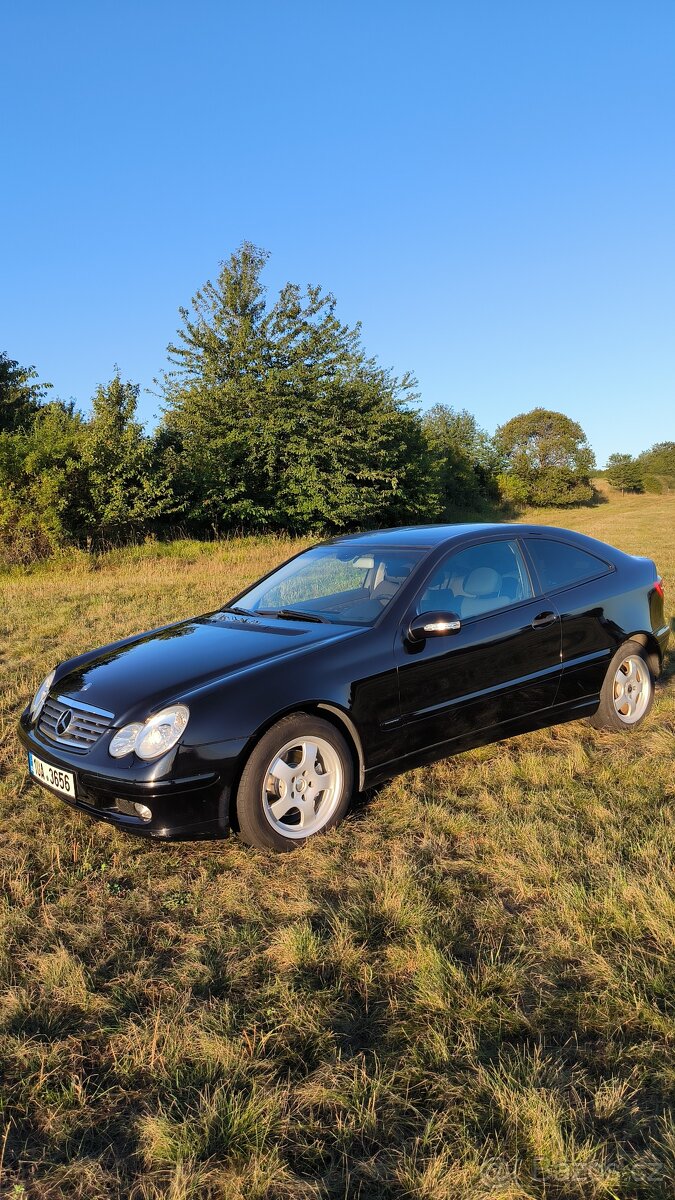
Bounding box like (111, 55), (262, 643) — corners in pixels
(235, 713), (354, 851)
(589, 640), (655, 731)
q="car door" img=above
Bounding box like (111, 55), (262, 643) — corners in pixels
(521, 535), (616, 704)
(395, 537), (562, 760)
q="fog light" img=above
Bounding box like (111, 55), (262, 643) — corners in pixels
(133, 803), (152, 822)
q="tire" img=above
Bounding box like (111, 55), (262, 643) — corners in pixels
(235, 713), (354, 851)
(588, 640), (655, 731)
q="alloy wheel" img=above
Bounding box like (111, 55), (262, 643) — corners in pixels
(612, 654), (651, 725)
(262, 735), (344, 839)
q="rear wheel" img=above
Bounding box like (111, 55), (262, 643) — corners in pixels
(235, 713), (353, 851)
(589, 640), (654, 731)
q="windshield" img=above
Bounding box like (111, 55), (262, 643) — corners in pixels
(229, 544), (425, 626)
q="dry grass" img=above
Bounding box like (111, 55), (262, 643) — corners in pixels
(0, 496), (673, 1198)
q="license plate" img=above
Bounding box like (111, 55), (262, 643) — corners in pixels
(28, 752), (76, 799)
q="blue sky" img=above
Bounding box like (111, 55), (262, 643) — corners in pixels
(2, 0), (673, 466)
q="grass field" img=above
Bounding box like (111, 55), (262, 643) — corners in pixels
(1, 494), (674, 1199)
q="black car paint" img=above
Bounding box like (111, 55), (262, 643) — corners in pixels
(395, 594), (563, 756)
(18, 523), (669, 839)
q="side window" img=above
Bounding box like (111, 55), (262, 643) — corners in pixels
(417, 540), (533, 619)
(526, 539), (610, 592)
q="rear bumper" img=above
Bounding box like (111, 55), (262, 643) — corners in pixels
(17, 722), (247, 839)
(656, 622), (671, 663)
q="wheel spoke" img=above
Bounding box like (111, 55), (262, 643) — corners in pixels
(298, 741), (319, 772)
(269, 794), (297, 820)
(268, 756), (295, 789)
(312, 768), (335, 795)
(296, 796), (317, 827)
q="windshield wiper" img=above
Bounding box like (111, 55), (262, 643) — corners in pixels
(221, 604), (255, 617)
(257, 607), (329, 624)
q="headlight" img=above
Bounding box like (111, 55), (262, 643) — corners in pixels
(30, 669), (56, 721)
(109, 705), (189, 760)
(108, 723), (143, 758)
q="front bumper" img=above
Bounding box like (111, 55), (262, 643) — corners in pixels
(17, 719), (248, 840)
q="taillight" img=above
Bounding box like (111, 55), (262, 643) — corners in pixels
(654, 578), (664, 599)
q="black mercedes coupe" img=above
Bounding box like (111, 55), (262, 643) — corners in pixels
(19, 524), (669, 850)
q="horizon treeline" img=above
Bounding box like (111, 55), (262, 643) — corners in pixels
(1, 243), (671, 566)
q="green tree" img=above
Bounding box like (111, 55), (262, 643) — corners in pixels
(605, 452), (644, 494)
(495, 407), (595, 507)
(0, 351), (52, 433)
(0, 401), (88, 563)
(159, 243), (286, 530)
(637, 442), (675, 492)
(81, 372), (174, 545)
(160, 243), (438, 532)
(422, 404), (500, 515)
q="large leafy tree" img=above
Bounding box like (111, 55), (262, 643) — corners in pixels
(605, 452), (643, 494)
(0, 372), (175, 561)
(81, 372), (174, 544)
(495, 407), (595, 507)
(0, 401), (89, 563)
(160, 243), (438, 532)
(637, 441), (675, 492)
(0, 351), (52, 433)
(159, 243), (280, 529)
(422, 404), (500, 515)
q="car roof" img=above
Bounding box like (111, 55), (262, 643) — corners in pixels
(328, 522), (622, 557)
(329, 523), (510, 549)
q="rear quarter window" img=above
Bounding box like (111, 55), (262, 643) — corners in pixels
(526, 538), (611, 592)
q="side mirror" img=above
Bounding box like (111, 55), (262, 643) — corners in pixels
(407, 610), (461, 643)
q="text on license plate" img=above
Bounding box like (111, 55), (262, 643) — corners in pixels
(28, 753), (76, 798)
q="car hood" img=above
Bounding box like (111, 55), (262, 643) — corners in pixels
(54, 611), (358, 726)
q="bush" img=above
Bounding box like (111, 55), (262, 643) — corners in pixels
(497, 472), (529, 507)
(0, 497), (63, 565)
(643, 474), (665, 494)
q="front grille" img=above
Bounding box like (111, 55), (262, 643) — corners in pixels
(38, 695), (114, 752)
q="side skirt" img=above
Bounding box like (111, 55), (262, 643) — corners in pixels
(363, 696), (599, 789)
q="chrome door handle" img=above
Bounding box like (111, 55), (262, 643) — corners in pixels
(531, 610), (557, 629)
